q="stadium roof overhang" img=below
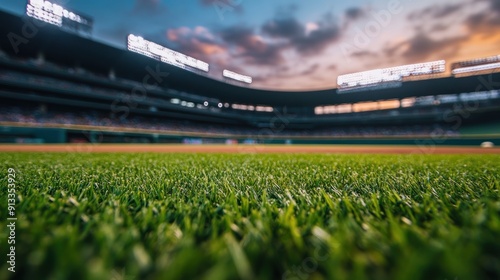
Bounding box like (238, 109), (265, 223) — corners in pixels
(1, 10), (499, 108)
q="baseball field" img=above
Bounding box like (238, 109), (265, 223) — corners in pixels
(1, 145), (499, 280)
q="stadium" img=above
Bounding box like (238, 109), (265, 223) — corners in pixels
(0, 0), (499, 279)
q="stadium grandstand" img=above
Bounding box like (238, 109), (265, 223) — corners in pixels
(0, 6), (499, 145)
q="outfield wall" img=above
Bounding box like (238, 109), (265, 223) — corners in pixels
(1, 125), (499, 146)
(0, 126), (66, 143)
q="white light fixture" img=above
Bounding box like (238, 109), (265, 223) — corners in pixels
(223, 69), (252, 84)
(127, 34), (209, 73)
(452, 62), (500, 75)
(338, 60), (445, 89)
(26, 0), (90, 27)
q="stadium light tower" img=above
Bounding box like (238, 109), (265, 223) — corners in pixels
(337, 60), (446, 93)
(222, 69), (252, 84)
(127, 34), (210, 73)
(26, 0), (93, 35)
(451, 55), (500, 77)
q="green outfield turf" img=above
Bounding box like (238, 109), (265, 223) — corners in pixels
(1, 153), (499, 280)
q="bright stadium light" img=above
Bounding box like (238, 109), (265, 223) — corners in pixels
(223, 69), (252, 84)
(255, 106), (273, 112)
(336, 104), (352, 114)
(451, 62), (500, 75)
(337, 60), (445, 90)
(127, 34), (210, 73)
(451, 55), (500, 70)
(231, 103), (264, 111)
(26, 0), (93, 32)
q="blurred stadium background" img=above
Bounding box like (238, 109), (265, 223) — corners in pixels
(0, 1), (499, 147)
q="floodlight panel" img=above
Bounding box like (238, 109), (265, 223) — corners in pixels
(27, 0), (93, 32)
(127, 34), (210, 73)
(338, 60), (445, 87)
(223, 69), (252, 84)
(452, 62), (500, 75)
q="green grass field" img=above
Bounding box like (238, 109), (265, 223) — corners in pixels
(1, 153), (500, 280)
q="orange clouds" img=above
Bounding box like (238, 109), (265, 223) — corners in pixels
(166, 26), (226, 57)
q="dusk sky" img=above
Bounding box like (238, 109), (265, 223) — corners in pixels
(1, 0), (499, 90)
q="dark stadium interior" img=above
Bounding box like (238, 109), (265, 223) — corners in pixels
(1, 9), (500, 145)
